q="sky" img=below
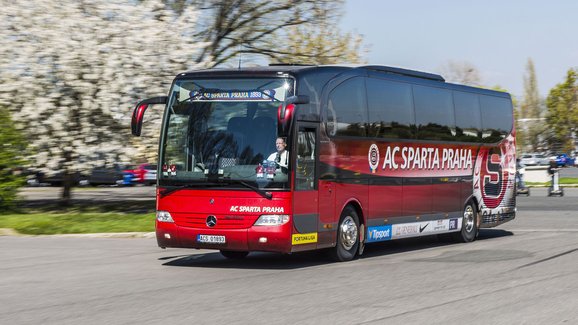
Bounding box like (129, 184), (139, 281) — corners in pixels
(340, 0), (578, 99)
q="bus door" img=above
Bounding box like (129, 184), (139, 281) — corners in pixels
(292, 124), (326, 250)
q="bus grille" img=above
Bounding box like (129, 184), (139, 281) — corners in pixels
(173, 213), (253, 229)
(482, 212), (515, 225)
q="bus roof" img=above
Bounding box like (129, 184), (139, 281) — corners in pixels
(176, 64), (510, 98)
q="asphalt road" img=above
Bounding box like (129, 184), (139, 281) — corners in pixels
(2, 188), (578, 324)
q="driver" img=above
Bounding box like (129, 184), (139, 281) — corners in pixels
(267, 137), (289, 172)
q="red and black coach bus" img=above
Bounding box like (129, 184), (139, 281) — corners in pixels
(131, 65), (516, 261)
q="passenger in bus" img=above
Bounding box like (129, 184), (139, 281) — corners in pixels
(267, 137), (289, 173)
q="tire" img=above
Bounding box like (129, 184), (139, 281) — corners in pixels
(452, 200), (478, 243)
(331, 206), (360, 262)
(220, 250), (249, 259)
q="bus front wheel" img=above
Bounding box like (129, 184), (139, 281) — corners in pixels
(453, 201), (478, 243)
(331, 206), (360, 262)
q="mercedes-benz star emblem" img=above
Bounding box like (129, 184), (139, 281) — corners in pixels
(206, 215), (217, 227)
(210, 198), (214, 205)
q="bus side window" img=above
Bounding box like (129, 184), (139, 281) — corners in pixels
(296, 127), (316, 190)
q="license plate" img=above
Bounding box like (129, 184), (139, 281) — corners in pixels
(197, 234), (226, 244)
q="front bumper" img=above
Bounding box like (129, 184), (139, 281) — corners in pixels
(156, 220), (293, 254)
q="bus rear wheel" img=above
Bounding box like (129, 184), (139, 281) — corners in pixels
(331, 206), (360, 262)
(220, 250), (249, 259)
(452, 200), (478, 243)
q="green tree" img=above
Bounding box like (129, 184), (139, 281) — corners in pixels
(269, 6), (366, 65)
(519, 58), (546, 152)
(0, 108), (27, 211)
(546, 69), (578, 153)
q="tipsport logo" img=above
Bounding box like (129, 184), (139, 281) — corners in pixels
(366, 225), (392, 242)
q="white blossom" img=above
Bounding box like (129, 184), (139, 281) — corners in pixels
(0, 0), (211, 178)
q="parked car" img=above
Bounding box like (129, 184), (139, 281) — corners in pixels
(125, 163), (157, 185)
(520, 153), (548, 166)
(31, 171), (87, 187)
(89, 164), (132, 186)
(552, 153), (575, 167)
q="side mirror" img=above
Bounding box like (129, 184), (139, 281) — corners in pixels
(280, 95), (309, 119)
(277, 95), (309, 137)
(131, 96), (167, 136)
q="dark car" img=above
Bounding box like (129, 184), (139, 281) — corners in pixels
(31, 171), (86, 187)
(89, 164), (132, 186)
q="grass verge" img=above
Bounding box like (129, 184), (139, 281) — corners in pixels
(0, 212), (155, 235)
(525, 177), (578, 187)
(2, 198), (156, 235)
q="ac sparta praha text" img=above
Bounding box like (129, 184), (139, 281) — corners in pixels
(380, 145), (473, 171)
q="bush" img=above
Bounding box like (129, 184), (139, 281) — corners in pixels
(0, 107), (27, 211)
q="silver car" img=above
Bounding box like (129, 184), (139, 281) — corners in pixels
(520, 153), (548, 166)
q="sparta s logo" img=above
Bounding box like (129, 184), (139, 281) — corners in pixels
(484, 152), (503, 198)
(476, 148), (508, 209)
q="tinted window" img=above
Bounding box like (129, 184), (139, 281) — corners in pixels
(326, 77), (367, 137)
(480, 95), (513, 143)
(453, 91), (482, 142)
(295, 127), (316, 191)
(413, 85), (455, 141)
(296, 71), (335, 121)
(366, 78), (415, 139)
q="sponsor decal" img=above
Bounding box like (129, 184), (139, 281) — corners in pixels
(391, 220), (455, 239)
(368, 144), (380, 173)
(366, 225), (392, 243)
(372, 145), (473, 172)
(449, 218), (458, 230)
(433, 220), (448, 231)
(419, 223), (429, 233)
(393, 224), (420, 238)
(292, 232), (318, 245)
(229, 206), (285, 213)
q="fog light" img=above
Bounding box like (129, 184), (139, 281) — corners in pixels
(164, 233), (171, 239)
(259, 237), (268, 243)
(156, 210), (174, 223)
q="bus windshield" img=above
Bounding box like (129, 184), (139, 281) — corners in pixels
(159, 77), (294, 190)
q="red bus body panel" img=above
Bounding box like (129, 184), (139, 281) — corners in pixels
(156, 189), (294, 253)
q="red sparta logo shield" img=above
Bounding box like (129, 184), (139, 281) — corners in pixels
(474, 148), (510, 209)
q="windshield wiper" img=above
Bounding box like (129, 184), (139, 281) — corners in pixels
(222, 179), (272, 200)
(159, 180), (272, 199)
(159, 182), (223, 197)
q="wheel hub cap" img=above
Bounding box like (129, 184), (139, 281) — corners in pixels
(340, 216), (358, 250)
(464, 205), (474, 232)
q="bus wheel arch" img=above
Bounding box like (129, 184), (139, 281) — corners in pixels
(331, 202), (363, 262)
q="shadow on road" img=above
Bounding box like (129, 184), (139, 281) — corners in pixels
(160, 229), (515, 269)
(161, 250), (333, 270)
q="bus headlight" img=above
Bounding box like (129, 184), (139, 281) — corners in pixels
(156, 210), (174, 223)
(254, 214), (290, 226)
